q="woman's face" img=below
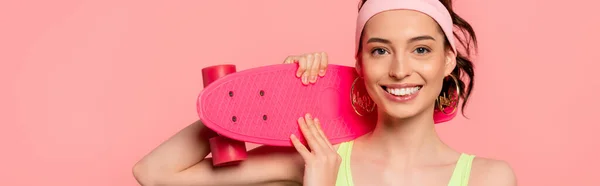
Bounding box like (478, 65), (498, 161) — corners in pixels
(357, 10), (456, 120)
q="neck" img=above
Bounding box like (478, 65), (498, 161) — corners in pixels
(359, 107), (448, 165)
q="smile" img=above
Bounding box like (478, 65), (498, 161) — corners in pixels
(381, 85), (422, 102)
(383, 86), (420, 96)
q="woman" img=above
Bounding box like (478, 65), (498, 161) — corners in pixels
(133, 0), (517, 185)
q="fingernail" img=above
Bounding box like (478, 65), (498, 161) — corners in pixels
(302, 76), (307, 84)
(311, 76), (316, 82)
(306, 113), (312, 119)
(319, 70), (325, 76)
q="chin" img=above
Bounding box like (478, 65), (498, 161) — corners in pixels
(379, 103), (422, 119)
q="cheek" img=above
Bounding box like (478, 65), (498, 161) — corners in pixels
(415, 61), (445, 80)
(362, 68), (381, 88)
(423, 63), (434, 72)
(360, 60), (384, 79)
(359, 62), (385, 95)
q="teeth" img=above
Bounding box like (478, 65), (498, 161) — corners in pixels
(386, 87), (420, 96)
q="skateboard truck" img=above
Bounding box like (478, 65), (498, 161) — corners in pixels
(201, 64), (248, 166)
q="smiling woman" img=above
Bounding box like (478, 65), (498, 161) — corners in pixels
(132, 0), (516, 186)
(329, 1), (515, 186)
(356, 0), (476, 119)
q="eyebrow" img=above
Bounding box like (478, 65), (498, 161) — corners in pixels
(366, 37), (392, 44)
(366, 35), (436, 44)
(409, 35), (436, 42)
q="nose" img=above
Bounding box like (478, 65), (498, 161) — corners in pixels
(388, 55), (412, 79)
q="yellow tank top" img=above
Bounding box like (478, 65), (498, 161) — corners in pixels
(335, 141), (475, 186)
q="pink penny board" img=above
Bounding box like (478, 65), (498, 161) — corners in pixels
(198, 64), (377, 146)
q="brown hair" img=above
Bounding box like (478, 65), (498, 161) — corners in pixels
(358, 0), (477, 117)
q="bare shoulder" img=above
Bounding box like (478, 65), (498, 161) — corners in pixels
(469, 156), (517, 186)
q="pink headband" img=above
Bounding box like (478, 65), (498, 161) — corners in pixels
(355, 0), (456, 58)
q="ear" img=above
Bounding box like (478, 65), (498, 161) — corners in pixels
(355, 57), (363, 77)
(443, 49), (457, 76)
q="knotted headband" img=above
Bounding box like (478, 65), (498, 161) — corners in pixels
(355, 0), (456, 59)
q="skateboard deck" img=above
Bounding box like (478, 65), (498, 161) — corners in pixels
(198, 64), (377, 146)
(197, 63), (457, 148)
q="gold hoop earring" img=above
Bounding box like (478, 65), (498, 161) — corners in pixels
(436, 74), (460, 115)
(351, 76), (376, 116)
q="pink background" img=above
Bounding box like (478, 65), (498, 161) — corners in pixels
(2, 0), (599, 185)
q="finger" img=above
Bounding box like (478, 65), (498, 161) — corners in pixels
(319, 52), (328, 77)
(309, 53), (321, 83)
(283, 56), (295, 64)
(314, 118), (334, 151)
(298, 115), (321, 153)
(303, 54), (314, 85)
(297, 56), (307, 79)
(304, 113), (329, 152)
(290, 134), (312, 160)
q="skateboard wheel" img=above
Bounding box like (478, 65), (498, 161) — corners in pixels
(209, 136), (248, 166)
(201, 64), (247, 166)
(201, 64), (236, 88)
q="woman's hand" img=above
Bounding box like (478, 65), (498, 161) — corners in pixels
(283, 52), (329, 85)
(290, 113), (341, 186)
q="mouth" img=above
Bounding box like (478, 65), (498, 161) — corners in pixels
(381, 85), (422, 97)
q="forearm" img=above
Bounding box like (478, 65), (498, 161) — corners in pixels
(152, 158), (303, 186)
(133, 120), (217, 182)
(135, 142), (305, 186)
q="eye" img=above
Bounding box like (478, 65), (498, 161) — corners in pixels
(413, 47), (431, 54)
(371, 48), (389, 56)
